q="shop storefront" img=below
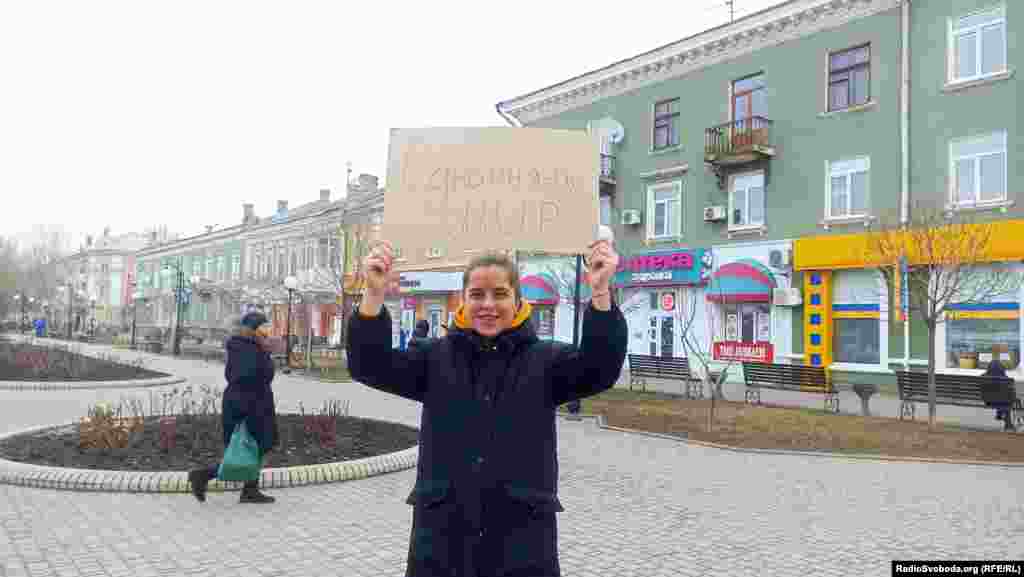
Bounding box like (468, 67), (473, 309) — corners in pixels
(518, 254), (588, 343)
(707, 241), (797, 365)
(396, 270), (463, 346)
(615, 248), (711, 357)
(794, 221), (1024, 376)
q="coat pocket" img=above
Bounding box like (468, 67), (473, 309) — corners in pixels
(503, 485), (565, 517)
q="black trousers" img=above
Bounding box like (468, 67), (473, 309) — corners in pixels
(204, 462), (259, 489)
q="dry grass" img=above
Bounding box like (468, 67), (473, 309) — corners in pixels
(572, 389), (1024, 463)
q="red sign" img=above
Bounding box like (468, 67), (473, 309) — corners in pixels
(661, 292), (675, 311)
(713, 341), (774, 363)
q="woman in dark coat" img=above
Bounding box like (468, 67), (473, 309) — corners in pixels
(982, 359), (1017, 432)
(189, 311), (278, 503)
(348, 240), (627, 577)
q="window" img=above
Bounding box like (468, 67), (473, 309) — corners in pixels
(206, 257), (214, 279)
(192, 259), (202, 278)
(217, 255), (226, 281)
(652, 98), (680, 151)
(330, 238), (341, 271)
(290, 250), (297, 276)
(646, 180), (682, 240)
(277, 247), (285, 278)
(318, 237), (330, 268)
(828, 44), (870, 111)
(253, 252), (262, 280)
(947, 316), (1020, 370)
(951, 131), (1007, 205)
(828, 157), (870, 218)
(722, 303), (770, 343)
(231, 254), (241, 280)
(950, 6), (1006, 83)
(306, 241), (316, 271)
(599, 196), (612, 227)
(730, 171), (765, 229)
(732, 73), (766, 124)
(834, 319), (880, 363)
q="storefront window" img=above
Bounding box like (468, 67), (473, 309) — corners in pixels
(723, 303), (770, 342)
(947, 318), (1020, 370)
(833, 318), (880, 364)
(531, 306), (555, 339)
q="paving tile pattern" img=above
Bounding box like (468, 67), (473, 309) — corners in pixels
(0, 337), (1021, 576)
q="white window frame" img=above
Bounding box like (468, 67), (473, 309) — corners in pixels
(205, 256), (214, 280)
(645, 180), (683, 241)
(231, 254), (241, 280)
(826, 157), (871, 219)
(949, 130), (1008, 207)
(599, 196), (612, 227)
(728, 171), (766, 231)
(948, 5), (1007, 84)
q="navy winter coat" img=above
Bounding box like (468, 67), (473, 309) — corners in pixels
(347, 301), (628, 577)
(222, 335), (278, 452)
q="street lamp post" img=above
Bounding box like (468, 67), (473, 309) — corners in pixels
(284, 275), (299, 371)
(161, 258), (198, 356)
(130, 291), (142, 350)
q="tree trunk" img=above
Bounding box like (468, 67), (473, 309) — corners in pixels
(927, 323), (937, 429)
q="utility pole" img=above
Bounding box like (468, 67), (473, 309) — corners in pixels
(727, 0), (735, 22)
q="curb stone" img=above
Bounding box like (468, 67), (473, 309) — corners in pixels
(0, 421), (419, 493)
(0, 376), (186, 391)
(557, 411), (1024, 469)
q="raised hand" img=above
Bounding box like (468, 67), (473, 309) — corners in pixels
(363, 241), (394, 297)
(586, 239), (618, 292)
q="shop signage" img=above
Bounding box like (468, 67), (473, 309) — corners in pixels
(398, 271), (463, 294)
(713, 341), (774, 363)
(614, 248), (709, 287)
(661, 292), (675, 311)
(402, 297), (418, 310)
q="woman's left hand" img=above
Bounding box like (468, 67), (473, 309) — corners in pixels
(586, 239), (619, 291)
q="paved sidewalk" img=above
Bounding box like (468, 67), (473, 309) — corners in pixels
(1, 337), (1022, 576)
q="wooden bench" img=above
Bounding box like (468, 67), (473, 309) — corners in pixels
(741, 362), (839, 413)
(894, 370), (1020, 427)
(627, 354), (703, 399)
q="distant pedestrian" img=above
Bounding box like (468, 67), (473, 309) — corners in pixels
(189, 311), (279, 504)
(409, 320), (430, 349)
(982, 359), (1016, 432)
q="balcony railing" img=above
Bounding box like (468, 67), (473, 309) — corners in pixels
(600, 154), (616, 182)
(704, 116), (774, 161)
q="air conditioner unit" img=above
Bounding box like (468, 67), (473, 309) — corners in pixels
(703, 205), (726, 222)
(772, 287), (802, 307)
(620, 209), (641, 225)
(769, 248), (793, 269)
(426, 247), (443, 259)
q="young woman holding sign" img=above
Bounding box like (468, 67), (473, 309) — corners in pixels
(347, 238), (627, 577)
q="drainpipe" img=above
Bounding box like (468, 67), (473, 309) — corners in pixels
(901, 0), (911, 368)
(900, 0), (911, 226)
(495, 102), (522, 127)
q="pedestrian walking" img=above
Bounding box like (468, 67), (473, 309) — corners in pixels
(189, 311), (279, 503)
(347, 239), (627, 577)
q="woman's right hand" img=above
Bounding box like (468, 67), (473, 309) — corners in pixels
(363, 241), (394, 296)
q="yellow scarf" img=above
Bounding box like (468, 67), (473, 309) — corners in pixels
(453, 301), (533, 331)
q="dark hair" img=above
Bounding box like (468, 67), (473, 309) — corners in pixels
(462, 252), (521, 305)
(414, 319), (430, 338)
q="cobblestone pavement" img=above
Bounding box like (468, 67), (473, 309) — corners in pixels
(1, 338), (1022, 576)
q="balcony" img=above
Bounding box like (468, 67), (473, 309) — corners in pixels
(599, 153), (616, 196)
(704, 116), (775, 167)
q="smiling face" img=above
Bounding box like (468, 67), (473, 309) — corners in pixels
(464, 265), (518, 338)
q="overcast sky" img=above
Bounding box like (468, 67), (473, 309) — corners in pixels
(0, 0), (785, 250)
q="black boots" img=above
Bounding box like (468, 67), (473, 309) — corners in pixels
(190, 468), (275, 503)
(239, 486), (275, 504)
(189, 469), (209, 503)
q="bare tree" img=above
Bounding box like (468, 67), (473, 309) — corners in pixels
(675, 261), (740, 433)
(866, 206), (1021, 428)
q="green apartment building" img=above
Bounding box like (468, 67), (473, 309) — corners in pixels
(497, 0), (1019, 387)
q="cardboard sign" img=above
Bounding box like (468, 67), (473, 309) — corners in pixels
(385, 127), (599, 271)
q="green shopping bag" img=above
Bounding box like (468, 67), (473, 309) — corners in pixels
(217, 421), (262, 482)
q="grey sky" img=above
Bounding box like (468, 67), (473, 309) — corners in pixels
(0, 0), (785, 249)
